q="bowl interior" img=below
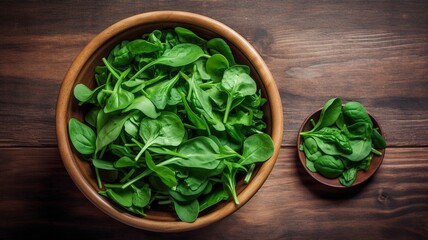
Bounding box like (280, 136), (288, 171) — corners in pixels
(297, 109), (385, 188)
(57, 11), (282, 232)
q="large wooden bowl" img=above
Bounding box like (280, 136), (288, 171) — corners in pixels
(56, 11), (283, 232)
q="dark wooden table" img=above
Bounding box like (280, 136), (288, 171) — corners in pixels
(1, 1), (427, 239)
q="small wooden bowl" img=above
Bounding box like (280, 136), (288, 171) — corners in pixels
(56, 11), (283, 232)
(297, 108), (385, 188)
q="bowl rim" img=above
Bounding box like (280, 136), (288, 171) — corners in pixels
(56, 10), (283, 232)
(296, 107), (385, 189)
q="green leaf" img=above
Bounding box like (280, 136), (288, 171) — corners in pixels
(301, 127), (352, 154)
(314, 155), (344, 178)
(344, 122), (373, 139)
(306, 158), (317, 172)
(114, 156), (136, 168)
(339, 167), (357, 187)
(311, 98), (342, 132)
(221, 65), (257, 123)
(342, 101), (373, 126)
(172, 198), (199, 223)
(341, 138), (372, 162)
(199, 188), (229, 212)
(129, 43), (204, 81)
(304, 137), (318, 154)
(131, 184), (151, 208)
(92, 158), (116, 170)
(123, 95), (160, 119)
(140, 111), (185, 146)
(185, 70), (225, 131)
(163, 137), (221, 170)
(206, 54), (229, 82)
(68, 118), (96, 155)
(106, 188), (134, 208)
(95, 113), (131, 153)
(145, 73), (181, 110)
(126, 39), (160, 54)
(240, 133), (274, 165)
(145, 152), (177, 188)
(207, 38), (236, 65)
(175, 27), (207, 46)
(358, 153), (373, 171)
(372, 128), (387, 149)
(73, 83), (103, 103)
(104, 68), (134, 113)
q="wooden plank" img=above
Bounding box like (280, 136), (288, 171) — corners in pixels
(0, 147), (427, 239)
(1, 1), (427, 147)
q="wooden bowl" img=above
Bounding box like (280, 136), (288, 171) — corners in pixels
(297, 108), (385, 189)
(56, 11), (283, 232)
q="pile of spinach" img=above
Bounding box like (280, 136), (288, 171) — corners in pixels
(299, 98), (386, 187)
(68, 27), (274, 222)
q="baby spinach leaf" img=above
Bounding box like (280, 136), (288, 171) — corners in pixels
(372, 128), (387, 148)
(162, 137), (221, 170)
(301, 127), (352, 154)
(92, 158), (116, 170)
(114, 156), (136, 168)
(131, 184), (151, 208)
(175, 27), (207, 46)
(306, 159), (317, 172)
(335, 112), (346, 129)
(221, 161), (246, 205)
(311, 136), (342, 156)
(206, 84), (227, 109)
(207, 38), (236, 66)
(123, 95), (160, 119)
(73, 83), (105, 104)
(345, 122), (373, 139)
(342, 101), (373, 126)
(227, 110), (253, 126)
(68, 118), (96, 155)
(185, 70), (225, 131)
(304, 137), (318, 155)
(96, 113), (131, 153)
(311, 98), (342, 132)
(136, 112), (185, 160)
(104, 67), (135, 113)
(145, 73), (180, 110)
(339, 167), (357, 187)
(180, 92), (207, 130)
(224, 123), (245, 144)
(84, 107), (99, 127)
(340, 138), (372, 162)
(105, 187), (134, 208)
(240, 133), (274, 165)
(172, 198), (199, 223)
(145, 152), (177, 188)
(314, 155), (344, 178)
(199, 188), (229, 212)
(195, 58), (211, 80)
(358, 153), (373, 171)
(124, 118), (139, 138)
(129, 43), (204, 81)
(206, 54), (229, 82)
(110, 41), (133, 67)
(221, 65), (257, 123)
(126, 39), (160, 55)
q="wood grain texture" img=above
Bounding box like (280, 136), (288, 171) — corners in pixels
(0, 0), (427, 147)
(1, 0), (428, 239)
(0, 147), (427, 239)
